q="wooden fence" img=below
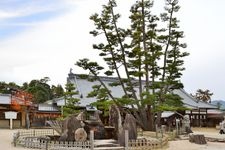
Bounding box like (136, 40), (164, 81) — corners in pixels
(13, 129), (168, 150)
(13, 129), (91, 150)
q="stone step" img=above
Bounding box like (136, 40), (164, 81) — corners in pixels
(94, 146), (124, 150)
(94, 139), (120, 147)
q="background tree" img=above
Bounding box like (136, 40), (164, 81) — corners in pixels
(0, 78), (64, 103)
(25, 77), (52, 103)
(191, 89), (213, 103)
(0, 82), (20, 94)
(23, 77), (64, 103)
(216, 102), (222, 109)
(87, 84), (114, 117)
(51, 84), (64, 98)
(63, 83), (80, 118)
(76, 0), (188, 130)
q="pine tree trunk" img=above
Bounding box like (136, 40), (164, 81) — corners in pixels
(138, 108), (154, 131)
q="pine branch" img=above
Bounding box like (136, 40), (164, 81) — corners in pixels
(109, 0), (139, 102)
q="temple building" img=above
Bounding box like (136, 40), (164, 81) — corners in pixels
(65, 71), (223, 127)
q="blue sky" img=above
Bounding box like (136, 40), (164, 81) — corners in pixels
(0, 0), (72, 38)
(0, 0), (225, 100)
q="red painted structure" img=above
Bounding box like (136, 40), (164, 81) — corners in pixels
(10, 89), (33, 111)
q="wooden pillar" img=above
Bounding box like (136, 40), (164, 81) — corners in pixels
(21, 111), (26, 127)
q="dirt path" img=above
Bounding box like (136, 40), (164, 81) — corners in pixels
(166, 140), (225, 150)
(0, 129), (26, 150)
(165, 128), (225, 150)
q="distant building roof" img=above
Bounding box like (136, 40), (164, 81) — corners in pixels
(53, 97), (65, 106)
(65, 72), (218, 110)
(161, 111), (175, 118)
(38, 104), (59, 112)
(173, 89), (217, 109)
(0, 94), (11, 104)
(67, 73), (143, 107)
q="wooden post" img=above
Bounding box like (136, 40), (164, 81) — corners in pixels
(90, 130), (94, 150)
(176, 119), (179, 136)
(45, 138), (49, 150)
(125, 130), (129, 150)
(13, 132), (18, 147)
(10, 119), (13, 129)
(155, 125), (158, 138)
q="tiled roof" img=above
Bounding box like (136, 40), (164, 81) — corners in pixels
(68, 74), (136, 107)
(38, 104), (59, 112)
(173, 89), (217, 109)
(161, 111), (175, 118)
(53, 97), (65, 106)
(66, 73), (218, 110)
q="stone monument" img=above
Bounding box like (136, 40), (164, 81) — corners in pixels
(182, 115), (192, 134)
(219, 116), (225, 134)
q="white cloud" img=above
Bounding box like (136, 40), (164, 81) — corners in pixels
(0, 10), (20, 19)
(1, 0), (225, 100)
(0, 0), (107, 85)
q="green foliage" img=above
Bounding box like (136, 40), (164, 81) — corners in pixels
(156, 94), (186, 111)
(63, 83), (80, 118)
(92, 100), (114, 117)
(76, 0), (189, 130)
(23, 77), (65, 103)
(87, 84), (114, 117)
(0, 78), (64, 104)
(26, 78), (52, 103)
(51, 85), (64, 98)
(0, 82), (20, 94)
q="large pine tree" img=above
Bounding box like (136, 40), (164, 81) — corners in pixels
(76, 0), (189, 130)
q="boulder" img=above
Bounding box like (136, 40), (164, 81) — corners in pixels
(59, 114), (82, 141)
(109, 104), (122, 140)
(118, 114), (137, 146)
(74, 128), (87, 142)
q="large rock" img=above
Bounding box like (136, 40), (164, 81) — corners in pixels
(123, 114), (137, 140)
(109, 104), (122, 140)
(189, 134), (207, 144)
(84, 120), (105, 139)
(59, 114), (82, 141)
(118, 114), (137, 146)
(74, 128), (87, 142)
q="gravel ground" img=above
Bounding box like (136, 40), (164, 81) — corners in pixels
(0, 129), (27, 150)
(166, 140), (225, 150)
(165, 127), (225, 150)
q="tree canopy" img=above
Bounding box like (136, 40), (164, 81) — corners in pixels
(76, 0), (189, 130)
(62, 82), (80, 118)
(191, 89), (213, 103)
(0, 77), (64, 104)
